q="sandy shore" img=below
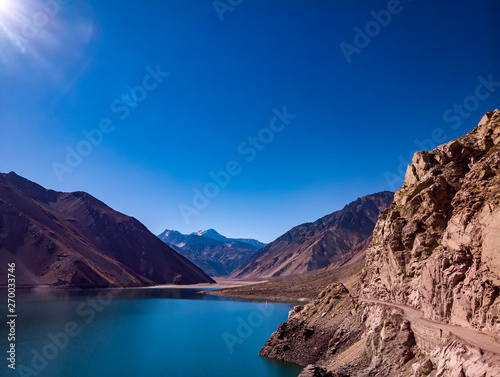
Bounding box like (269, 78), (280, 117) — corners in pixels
(2, 279), (267, 291)
(148, 278), (267, 289)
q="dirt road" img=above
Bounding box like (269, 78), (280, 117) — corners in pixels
(360, 298), (500, 355)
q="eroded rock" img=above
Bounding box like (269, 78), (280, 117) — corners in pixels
(362, 110), (500, 334)
(261, 111), (500, 376)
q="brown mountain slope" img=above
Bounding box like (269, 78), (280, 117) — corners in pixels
(259, 110), (500, 376)
(0, 172), (214, 287)
(231, 191), (393, 279)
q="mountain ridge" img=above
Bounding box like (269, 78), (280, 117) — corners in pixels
(0, 172), (214, 287)
(231, 191), (394, 279)
(158, 228), (265, 276)
(192, 228), (266, 249)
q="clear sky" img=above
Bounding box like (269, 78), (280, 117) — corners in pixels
(0, 0), (499, 243)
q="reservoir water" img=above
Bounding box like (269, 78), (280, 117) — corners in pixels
(1, 288), (302, 377)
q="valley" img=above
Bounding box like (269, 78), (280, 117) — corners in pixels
(2, 110), (499, 377)
(2, 1), (498, 376)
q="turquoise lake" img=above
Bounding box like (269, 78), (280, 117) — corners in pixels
(0, 288), (302, 377)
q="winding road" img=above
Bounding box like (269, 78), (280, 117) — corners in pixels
(359, 298), (500, 355)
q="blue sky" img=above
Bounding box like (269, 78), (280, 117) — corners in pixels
(0, 0), (499, 243)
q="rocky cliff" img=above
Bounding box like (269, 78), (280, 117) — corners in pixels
(260, 110), (500, 376)
(261, 282), (500, 377)
(232, 191), (394, 279)
(361, 109), (500, 335)
(0, 172), (214, 287)
(260, 283), (419, 376)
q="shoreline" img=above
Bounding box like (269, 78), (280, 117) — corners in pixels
(204, 262), (365, 304)
(146, 279), (265, 290)
(201, 289), (309, 304)
(0, 279), (265, 291)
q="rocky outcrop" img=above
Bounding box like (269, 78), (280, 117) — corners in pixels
(232, 192), (394, 279)
(261, 282), (418, 376)
(262, 282), (500, 376)
(0, 172), (214, 287)
(361, 110), (500, 335)
(260, 110), (500, 376)
(421, 338), (500, 377)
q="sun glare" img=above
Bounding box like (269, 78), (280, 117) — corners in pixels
(0, 0), (14, 15)
(0, 0), (45, 57)
(0, 0), (26, 57)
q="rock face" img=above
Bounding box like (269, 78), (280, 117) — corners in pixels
(361, 110), (500, 334)
(260, 110), (500, 376)
(260, 282), (418, 376)
(0, 172), (214, 288)
(422, 338), (500, 377)
(232, 192), (394, 279)
(158, 229), (263, 276)
(262, 281), (500, 376)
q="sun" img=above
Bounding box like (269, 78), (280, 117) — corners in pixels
(0, 0), (21, 29)
(0, 0), (15, 15)
(0, 0), (30, 55)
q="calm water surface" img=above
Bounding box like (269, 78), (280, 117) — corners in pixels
(0, 288), (301, 377)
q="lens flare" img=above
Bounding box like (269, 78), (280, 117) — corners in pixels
(0, 0), (14, 13)
(0, 0), (29, 56)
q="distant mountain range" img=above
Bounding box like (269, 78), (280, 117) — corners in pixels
(0, 172), (214, 288)
(192, 229), (266, 249)
(158, 229), (265, 277)
(231, 191), (394, 279)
